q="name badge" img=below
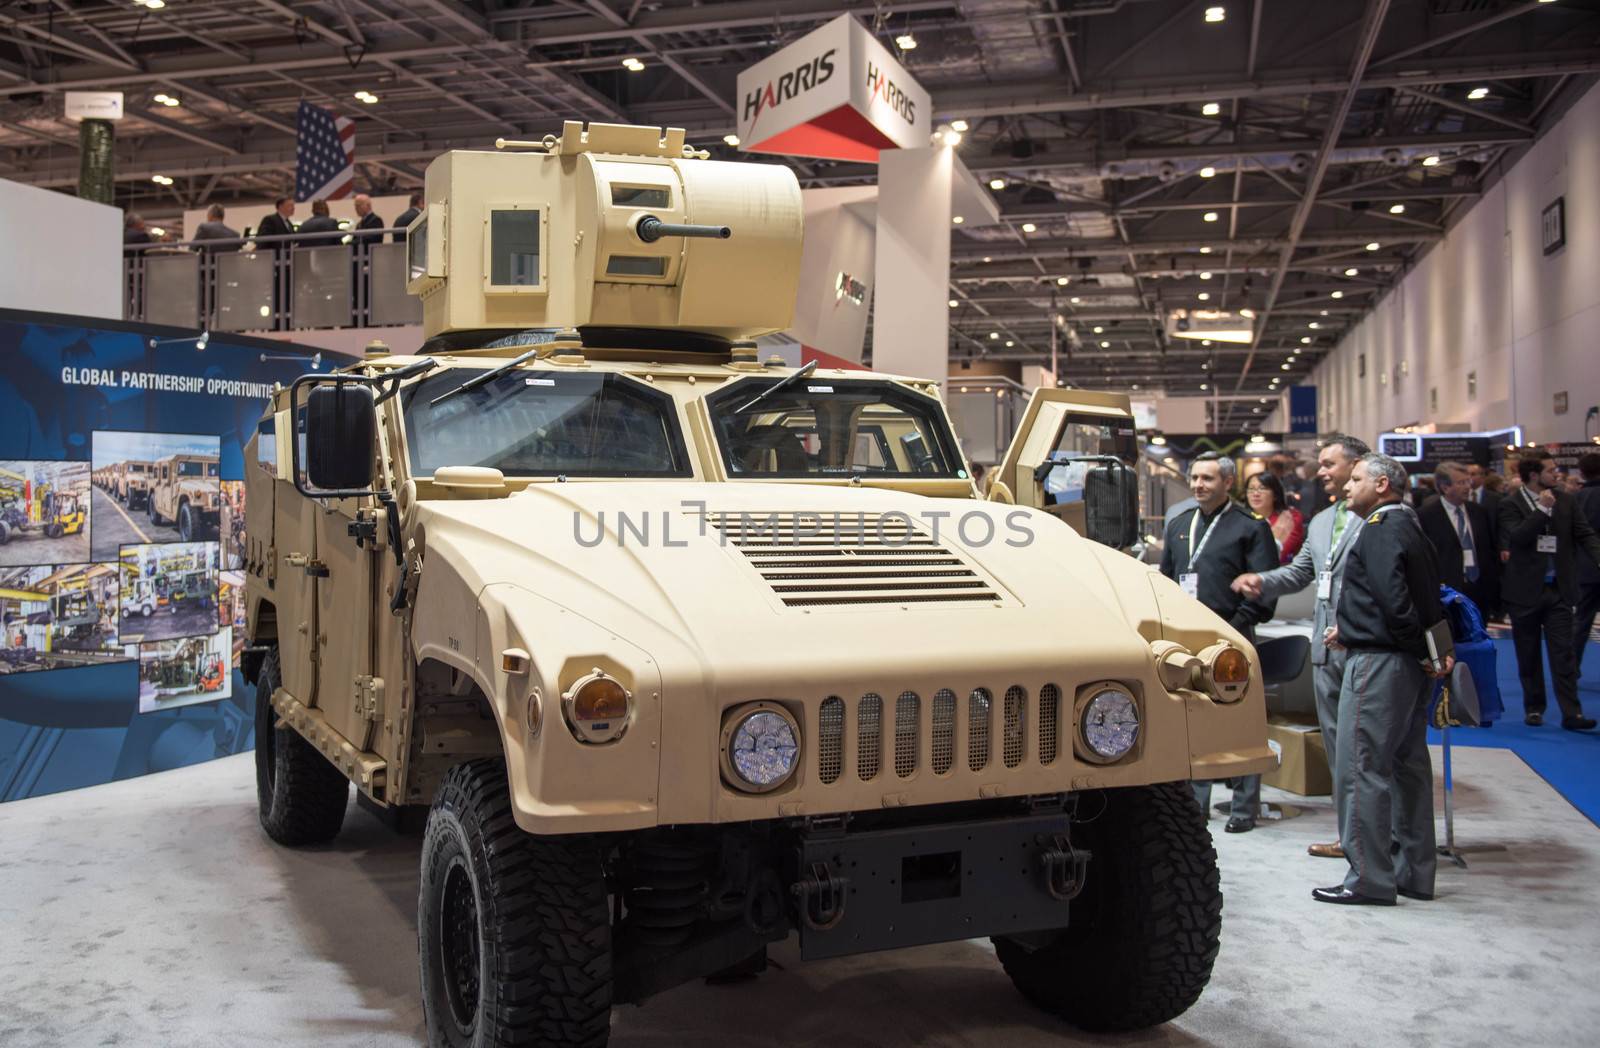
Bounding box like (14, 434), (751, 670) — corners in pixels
(1462, 549), (1476, 569)
(1537, 535), (1558, 554)
(1316, 570), (1332, 601)
(1180, 573), (1199, 599)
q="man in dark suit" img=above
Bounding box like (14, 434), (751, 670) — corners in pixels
(1417, 461), (1498, 616)
(254, 195), (297, 247)
(1161, 452), (1279, 832)
(1574, 452), (1600, 675)
(1467, 462), (1501, 518)
(295, 199), (341, 241)
(1498, 451), (1600, 730)
(352, 193), (385, 243)
(393, 190), (423, 244)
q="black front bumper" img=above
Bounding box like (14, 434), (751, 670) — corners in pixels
(792, 810), (1089, 961)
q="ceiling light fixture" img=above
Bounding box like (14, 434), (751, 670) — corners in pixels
(1100, 340), (1111, 348)
(1057, 276), (1069, 285)
(989, 177), (1006, 190)
(1093, 326), (1104, 334)
(948, 299), (958, 308)
(950, 119), (969, 132)
(1005, 340), (1014, 347)
(1199, 166), (1216, 178)
(1070, 296), (1081, 304)
(982, 256), (991, 263)
(1200, 271), (1212, 280)
(1309, 322), (1320, 329)
(1020, 222), (1037, 233)
(1205, 6), (1226, 23)
(1197, 292), (1211, 301)
(151, 174), (173, 185)
(1331, 290), (1344, 299)
(1203, 211), (1219, 222)
(1366, 241), (1380, 251)
(1422, 155), (1441, 167)
(1202, 102), (1221, 117)
(1389, 203), (1405, 214)
(1344, 267), (1359, 276)
(724, 134), (740, 146)
(622, 57), (645, 72)
(952, 215), (964, 224)
(1467, 86), (1489, 100)
(896, 33), (917, 51)
(1300, 337), (1311, 344)
(1200, 245), (1213, 254)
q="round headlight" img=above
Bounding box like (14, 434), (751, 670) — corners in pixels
(1079, 686), (1140, 764)
(562, 669), (632, 744)
(721, 704), (801, 793)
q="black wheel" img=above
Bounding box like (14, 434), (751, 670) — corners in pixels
(149, 500), (162, 525)
(254, 648), (349, 846)
(178, 503), (194, 542)
(46, 523), (63, 539)
(994, 782), (1222, 1033)
(420, 759), (613, 1048)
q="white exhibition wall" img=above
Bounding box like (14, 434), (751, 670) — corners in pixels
(0, 179), (122, 320)
(1297, 80), (1600, 445)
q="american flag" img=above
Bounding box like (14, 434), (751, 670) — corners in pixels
(295, 100), (356, 202)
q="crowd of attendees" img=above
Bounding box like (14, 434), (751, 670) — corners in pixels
(122, 191), (423, 251)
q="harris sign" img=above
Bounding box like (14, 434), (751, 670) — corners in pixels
(735, 15), (931, 163)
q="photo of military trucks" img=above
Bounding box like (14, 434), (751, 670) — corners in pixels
(91, 432), (222, 560)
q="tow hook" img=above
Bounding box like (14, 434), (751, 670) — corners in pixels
(1039, 835), (1091, 901)
(791, 861), (849, 931)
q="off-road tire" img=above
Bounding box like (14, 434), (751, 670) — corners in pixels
(419, 759), (613, 1048)
(994, 781), (1222, 1033)
(254, 648), (348, 846)
(149, 500), (163, 525)
(178, 502), (195, 542)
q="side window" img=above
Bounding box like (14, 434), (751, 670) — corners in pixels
(407, 216), (428, 281)
(488, 209), (541, 288)
(257, 416), (277, 477)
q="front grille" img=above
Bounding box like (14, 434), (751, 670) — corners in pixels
(812, 685), (1063, 786)
(703, 511), (1001, 608)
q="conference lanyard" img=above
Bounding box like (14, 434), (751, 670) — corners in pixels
(1187, 504), (1229, 571)
(1522, 487), (1559, 556)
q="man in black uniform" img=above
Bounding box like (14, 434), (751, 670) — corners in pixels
(1316, 453), (1451, 906)
(1498, 451), (1600, 730)
(1161, 452), (1279, 832)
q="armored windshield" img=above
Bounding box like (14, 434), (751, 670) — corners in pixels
(177, 461), (209, 477)
(707, 378), (965, 478)
(402, 368), (691, 478)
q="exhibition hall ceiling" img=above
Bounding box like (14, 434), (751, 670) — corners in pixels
(0, 0), (1596, 421)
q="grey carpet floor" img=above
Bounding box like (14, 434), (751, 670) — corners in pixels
(2, 747), (1597, 1047)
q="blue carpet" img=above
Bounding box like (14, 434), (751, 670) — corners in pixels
(1427, 635), (1600, 826)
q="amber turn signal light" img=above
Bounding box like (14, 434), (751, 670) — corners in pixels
(1212, 647), (1250, 685)
(572, 677), (629, 721)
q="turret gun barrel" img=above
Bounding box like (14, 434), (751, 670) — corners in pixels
(636, 216), (732, 243)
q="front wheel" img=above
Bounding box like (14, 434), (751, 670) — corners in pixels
(254, 648), (349, 846)
(994, 781), (1222, 1033)
(178, 503), (195, 542)
(420, 759), (613, 1048)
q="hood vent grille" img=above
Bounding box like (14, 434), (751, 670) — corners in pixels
(704, 511), (1001, 608)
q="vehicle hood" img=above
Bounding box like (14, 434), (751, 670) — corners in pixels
(413, 482), (1164, 693)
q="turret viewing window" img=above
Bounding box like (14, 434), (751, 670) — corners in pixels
(488, 208), (542, 288)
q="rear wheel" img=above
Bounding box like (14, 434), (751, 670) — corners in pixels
(994, 781), (1222, 1032)
(178, 502), (195, 542)
(420, 759), (613, 1048)
(46, 523), (62, 539)
(254, 648), (349, 846)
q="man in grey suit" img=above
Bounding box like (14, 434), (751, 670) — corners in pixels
(1231, 433), (1369, 859)
(190, 204), (240, 250)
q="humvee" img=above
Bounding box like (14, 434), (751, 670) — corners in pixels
(148, 454), (220, 540)
(243, 121), (1272, 1045)
(121, 460), (154, 509)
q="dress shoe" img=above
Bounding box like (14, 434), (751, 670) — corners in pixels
(1562, 716), (1597, 732)
(1307, 841), (1345, 859)
(1524, 712), (1544, 727)
(1396, 887), (1434, 901)
(1224, 817), (1255, 834)
(1311, 886), (1395, 906)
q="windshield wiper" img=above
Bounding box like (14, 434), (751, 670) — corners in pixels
(429, 347), (543, 407)
(730, 359), (818, 415)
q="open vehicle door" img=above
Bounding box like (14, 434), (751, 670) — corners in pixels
(989, 387), (1141, 552)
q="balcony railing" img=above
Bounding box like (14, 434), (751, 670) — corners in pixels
(122, 227), (421, 331)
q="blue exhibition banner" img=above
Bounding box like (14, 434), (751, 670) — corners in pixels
(0, 308), (349, 801)
(1289, 385), (1318, 434)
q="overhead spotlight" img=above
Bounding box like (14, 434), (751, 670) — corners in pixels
(1100, 340), (1111, 348)
(1366, 241), (1380, 251)
(1201, 339), (1213, 346)
(1021, 222), (1037, 233)
(1301, 336), (1312, 344)
(1205, 6), (1226, 23)
(1309, 322), (1321, 329)
(1005, 340), (1015, 347)
(948, 299), (958, 308)
(150, 174), (173, 185)
(1070, 296), (1080, 304)
(989, 332), (1000, 340)
(1467, 86), (1489, 100)
(989, 177), (1006, 190)
(1422, 155), (1441, 167)
(952, 215), (965, 225)
(1201, 102), (1221, 117)
(1389, 203), (1405, 214)
(896, 33), (918, 51)
(1203, 211), (1219, 222)
(1056, 276), (1069, 285)
(1238, 308), (1255, 318)
(1093, 326), (1104, 334)
(1197, 292), (1211, 301)
(1200, 245), (1213, 254)
(149, 227), (165, 237)
(1200, 271), (1212, 280)
(1344, 267), (1359, 276)
(934, 124), (963, 147)
(950, 119), (969, 132)
(152, 92), (180, 107)
(982, 255), (991, 263)
(1281, 363), (1291, 371)
(136, 0), (165, 7)
(1200, 382), (1209, 390)
(724, 134), (740, 146)
(358, 92), (379, 104)
(622, 57), (646, 71)
(1288, 153), (1312, 174)
(1199, 166), (1216, 178)
(1320, 309), (1329, 316)
(1331, 290), (1344, 299)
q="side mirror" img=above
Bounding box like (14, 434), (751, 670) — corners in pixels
(1084, 461), (1139, 551)
(303, 383), (377, 494)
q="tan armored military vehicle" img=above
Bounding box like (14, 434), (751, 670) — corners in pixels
(148, 454), (220, 540)
(121, 459), (154, 509)
(243, 121), (1271, 1046)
